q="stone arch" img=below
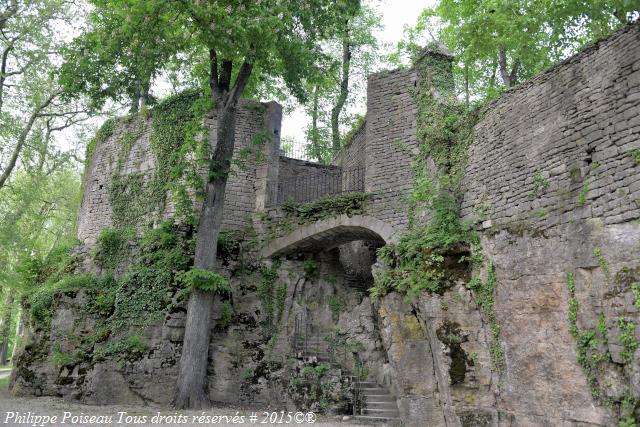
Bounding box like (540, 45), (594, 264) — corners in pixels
(260, 215), (397, 258)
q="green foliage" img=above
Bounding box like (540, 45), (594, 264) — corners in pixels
(95, 335), (147, 361)
(179, 268), (231, 294)
(593, 248), (610, 280)
(530, 171), (549, 198)
(467, 263), (504, 371)
(283, 192), (370, 223)
(578, 182), (590, 207)
(52, 349), (84, 367)
(86, 118), (116, 169)
(327, 295), (343, 322)
(629, 149), (640, 165)
(632, 283), (640, 310)
(93, 228), (133, 271)
(150, 90), (210, 224)
(565, 270), (617, 406)
(257, 260), (284, 331)
(617, 319), (638, 364)
(28, 274), (95, 328)
(399, 1), (638, 101)
(302, 259), (319, 277)
(220, 301), (233, 327)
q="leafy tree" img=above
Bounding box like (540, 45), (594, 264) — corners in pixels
(394, 0), (639, 102)
(59, 0), (187, 112)
(305, 5), (380, 162)
(0, 0), (88, 189)
(0, 162), (81, 363)
(72, 0), (360, 408)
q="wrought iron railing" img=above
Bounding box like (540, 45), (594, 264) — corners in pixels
(273, 166), (365, 206)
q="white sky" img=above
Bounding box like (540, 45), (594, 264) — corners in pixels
(280, 0), (436, 144)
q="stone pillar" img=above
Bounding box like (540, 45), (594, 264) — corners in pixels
(414, 43), (455, 100)
(255, 101), (282, 210)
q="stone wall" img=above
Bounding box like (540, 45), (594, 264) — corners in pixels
(364, 69), (418, 230)
(77, 100), (280, 246)
(456, 23), (640, 426)
(333, 122), (366, 171)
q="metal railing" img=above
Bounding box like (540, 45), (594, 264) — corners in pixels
(273, 166), (365, 206)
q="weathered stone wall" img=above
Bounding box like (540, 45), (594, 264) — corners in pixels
(458, 24), (640, 426)
(12, 252), (388, 412)
(333, 122), (366, 171)
(364, 69), (418, 230)
(77, 101), (280, 246)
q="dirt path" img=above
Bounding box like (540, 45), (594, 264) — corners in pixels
(0, 389), (385, 427)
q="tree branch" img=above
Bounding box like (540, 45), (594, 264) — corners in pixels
(0, 42), (13, 114)
(0, 90), (60, 189)
(218, 60), (233, 92)
(225, 50), (254, 108)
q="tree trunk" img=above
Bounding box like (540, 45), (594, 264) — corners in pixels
(310, 85), (322, 163)
(498, 45), (519, 88)
(0, 91), (58, 189)
(330, 23), (351, 154)
(0, 294), (14, 365)
(464, 64), (470, 107)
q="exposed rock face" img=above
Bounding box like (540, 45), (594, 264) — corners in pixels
(11, 23), (640, 427)
(12, 249), (389, 412)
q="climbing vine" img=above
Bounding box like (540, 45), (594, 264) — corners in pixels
(371, 48), (480, 299)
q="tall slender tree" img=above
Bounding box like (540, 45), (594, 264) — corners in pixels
(170, 0), (361, 408)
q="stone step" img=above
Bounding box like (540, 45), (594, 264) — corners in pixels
(363, 408), (399, 416)
(362, 394), (396, 402)
(354, 415), (399, 423)
(365, 401), (398, 409)
(355, 381), (378, 386)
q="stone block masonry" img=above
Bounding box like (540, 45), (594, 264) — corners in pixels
(461, 23), (640, 234)
(364, 68), (419, 230)
(42, 22), (640, 427)
(76, 100), (281, 246)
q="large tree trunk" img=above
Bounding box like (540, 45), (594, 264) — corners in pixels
(0, 294), (14, 365)
(173, 50), (253, 409)
(330, 23), (351, 154)
(173, 104), (236, 409)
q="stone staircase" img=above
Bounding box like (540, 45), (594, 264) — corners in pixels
(353, 380), (400, 423)
(293, 328), (400, 424)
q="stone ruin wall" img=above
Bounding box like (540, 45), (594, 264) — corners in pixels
(13, 23), (640, 427)
(374, 23), (640, 426)
(76, 101), (282, 247)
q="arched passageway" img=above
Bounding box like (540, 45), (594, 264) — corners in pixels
(259, 215), (397, 258)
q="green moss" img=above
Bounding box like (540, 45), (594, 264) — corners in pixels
(467, 263), (504, 371)
(618, 319), (638, 364)
(629, 149), (640, 165)
(530, 170), (549, 199)
(577, 182), (589, 207)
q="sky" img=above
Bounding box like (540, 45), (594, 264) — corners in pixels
(280, 0), (436, 146)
